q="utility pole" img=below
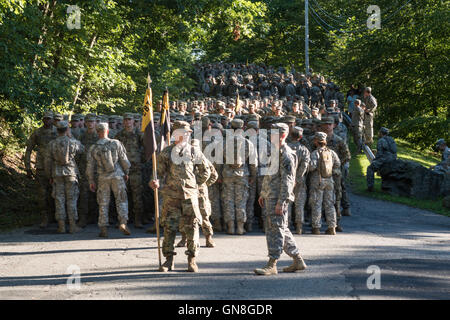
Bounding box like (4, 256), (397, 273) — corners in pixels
(305, 0), (309, 74)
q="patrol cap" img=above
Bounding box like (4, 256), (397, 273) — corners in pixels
(123, 112), (134, 119)
(311, 107), (319, 112)
(43, 111), (54, 119)
(99, 115), (109, 123)
(134, 114), (142, 120)
(293, 126), (304, 135)
(70, 114), (80, 121)
(281, 115), (296, 123)
(231, 118), (244, 129)
(321, 117), (334, 125)
(247, 121), (259, 129)
(85, 113), (97, 121)
(312, 118), (321, 125)
(96, 122), (109, 131)
(302, 119), (312, 125)
(108, 116), (117, 123)
(56, 121), (69, 129)
(271, 122), (289, 134)
(53, 113), (63, 121)
(379, 127), (389, 135)
(364, 87), (372, 93)
(78, 114), (85, 120)
(315, 132), (327, 142)
(172, 120), (192, 132)
(436, 138), (446, 147)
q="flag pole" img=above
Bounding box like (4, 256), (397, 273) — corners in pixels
(147, 73), (162, 268)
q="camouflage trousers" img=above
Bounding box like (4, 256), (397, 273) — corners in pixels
(257, 175), (265, 221)
(222, 176), (249, 224)
(208, 183), (222, 227)
(366, 158), (384, 189)
(293, 179), (307, 224)
(96, 176), (129, 227)
(352, 125), (364, 151)
(36, 169), (55, 222)
(363, 114), (374, 145)
(179, 195), (213, 237)
(78, 176), (98, 223)
(126, 170), (143, 223)
(333, 174), (342, 221)
(161, 196), (201, 257)
(264, 198), (300, 260)
(341, 166), (350, 210)
(309, 178), (337, 229)
(52, 176), (79, 222)
(246, 177), (257, 224)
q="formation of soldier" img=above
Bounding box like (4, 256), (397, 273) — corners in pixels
(27, 62), (447, 274)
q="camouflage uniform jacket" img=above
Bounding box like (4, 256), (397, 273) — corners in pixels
(115, 129), (144, 171)
(222, 133), (258, 179)
(351, 105), (365, 128)
(375, 136), (397, 162)
(86, 138), (130, 185)
(327, 134), (351, 165)
(260, 143), (297, 206)
(25, 126), (57, 171)
(363, 94), (377, 115)
(197, 158), (218, 198)
(78, 130), (99, 174)
(287, 141), (310, 183)
(45, 135), (84, 179)
(155, 143), (210, 200)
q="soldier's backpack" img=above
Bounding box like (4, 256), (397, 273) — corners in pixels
(318, 147), (333, 178)
(54, 139), (71, 166)
(94, 140), (116, 173)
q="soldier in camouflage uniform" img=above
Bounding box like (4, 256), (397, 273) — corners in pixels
(351, 99), (365, 153)
(86, 123), (132, 238)
(245, 120), (259, 232)
(77, 114), (99, 227)
(362, 87), (377, 146)
(108, 116), (119, 138)
(115, 113), (145, 228)
(319, 117), (351, 231)
(45, 121), (84, 234)
(309, 132), (341, 235)
(367, 128), (397, 192)
(287, 127), (310, 234)
(25, 110), (57, 228)
(222, 118), (257, 235)
(178, 139), (218, 248)
(255, 123), (307, 276)
(69, 114), (83, 141)
(149, 121), (210, 273)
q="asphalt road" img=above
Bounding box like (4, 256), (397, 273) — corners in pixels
(0, 193), (449, 300)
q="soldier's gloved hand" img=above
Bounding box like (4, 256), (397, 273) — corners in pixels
(26, 169), (33, 179)
(149, 179), (159, 190)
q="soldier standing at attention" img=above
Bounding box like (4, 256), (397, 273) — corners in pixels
(362, 87), (377, 146)
(77, 114), (99, 227)
(45, 121), (84, 234)
(86, 123), (132, 238)
(351, 99), (365, 153)
(149, 121), (210, 273)
(367, 128), (397, 192)
(309, 132), (341, 235)
(115, 113), (145, 228)
(255, 123), (307, 276)
(25, 110), (57, 228)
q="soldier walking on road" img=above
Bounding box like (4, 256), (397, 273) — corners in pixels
(45, 121), (84, 234)
(255, 123), (307, 276)
(86, 123), (132, 238)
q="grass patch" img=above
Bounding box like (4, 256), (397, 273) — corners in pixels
(347, 137), (450, 217)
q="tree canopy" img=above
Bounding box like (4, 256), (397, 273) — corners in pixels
(0, 0), (448, 150)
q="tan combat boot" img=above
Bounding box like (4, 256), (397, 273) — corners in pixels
(119, 223), (131, 235)
(236, 222), (245, 235)
(187, 256), (199, 272)
(99, 226), (108, 238)
(325, 227), (336, 235)
(177, 233), (187, 247)
(311, 228), (321, 235)
(335, 224), (343, 232)
(227, 221), (235, 235)
(254, 258), (278, 276)
(57, 220), (66, 234)
(283, 254), (307, 272)
(296, 223), (303, 235)
(205, 235), (215, 248)
(159, 255), (175, 272)
(68, 220), (81, 234)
